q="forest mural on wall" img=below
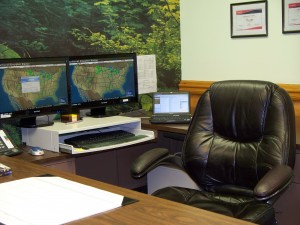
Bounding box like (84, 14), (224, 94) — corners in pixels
(0, 0), (181, 90)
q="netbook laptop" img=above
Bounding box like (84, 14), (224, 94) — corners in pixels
(150, 92), (192, 124)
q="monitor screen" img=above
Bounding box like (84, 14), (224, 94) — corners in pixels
(0, 57), (69, 127)
(152, 92), (190, 114)
(69, 53), (138, 117)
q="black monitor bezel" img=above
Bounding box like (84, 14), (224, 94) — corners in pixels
(68, 53), (139, 116)
(0, 56), (70, 123)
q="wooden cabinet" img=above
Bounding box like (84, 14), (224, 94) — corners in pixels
(75, 140), (157, 189)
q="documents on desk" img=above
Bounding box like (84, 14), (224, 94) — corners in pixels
(0, 176), (136, 225)
(21, 116), (154, 154)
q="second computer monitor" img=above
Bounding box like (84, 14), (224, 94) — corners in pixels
(68, 53), (138, 117)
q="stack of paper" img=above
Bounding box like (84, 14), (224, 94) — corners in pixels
(0, 176), (128, 225)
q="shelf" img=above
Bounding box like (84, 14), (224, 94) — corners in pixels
(22, 116), (154, 154)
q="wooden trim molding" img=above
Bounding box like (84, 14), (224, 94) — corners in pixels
(179, 80), (300, 117)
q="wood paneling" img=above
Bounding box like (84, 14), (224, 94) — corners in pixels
(179, 80), (300, 117)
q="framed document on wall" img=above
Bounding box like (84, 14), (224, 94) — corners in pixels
(282, 0), (300, 33)
(230, 1), (268, 38)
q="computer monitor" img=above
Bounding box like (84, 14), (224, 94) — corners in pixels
(68, 53), (138, 117)
(0, 57), (70, 127)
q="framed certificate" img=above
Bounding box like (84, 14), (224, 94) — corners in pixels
(231, 1), (268, 38)
(282, 0), (300, 33)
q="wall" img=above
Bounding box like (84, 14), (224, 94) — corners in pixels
(180, 0), (300, 84)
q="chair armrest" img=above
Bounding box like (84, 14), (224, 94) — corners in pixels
(254, 165), (293, 200)
(131, 148), (183, 179)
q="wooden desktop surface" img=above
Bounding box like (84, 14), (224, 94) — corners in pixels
(0, 156), (254, 225)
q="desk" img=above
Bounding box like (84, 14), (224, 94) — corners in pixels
(11, 116), (300, 224)
(141, 118), (189, 135)
(0, 156), (254, 225)
(14, 116), (300, 190)
(14, 141), (157, 190)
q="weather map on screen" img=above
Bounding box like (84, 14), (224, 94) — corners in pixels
(68, 53), (138, 117)
(0, 62), (68, 114)
(70, 58), (135, 104)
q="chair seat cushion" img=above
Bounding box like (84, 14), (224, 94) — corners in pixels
(153, 187), (276, 225)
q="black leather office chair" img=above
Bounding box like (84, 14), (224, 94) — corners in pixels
(131, 80), (296, 225)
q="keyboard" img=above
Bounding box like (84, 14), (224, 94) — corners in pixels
(150, 115), (191, 124)
(64, 130), (147, 149)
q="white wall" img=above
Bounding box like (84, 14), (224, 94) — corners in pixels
(180, 0), (300, 84)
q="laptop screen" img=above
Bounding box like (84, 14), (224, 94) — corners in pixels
(152, 92), (190, 114)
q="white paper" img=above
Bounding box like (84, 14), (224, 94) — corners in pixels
(0, 177), (124, 225)
(236, 9), (263, 31)
(137, 55), (157, 94)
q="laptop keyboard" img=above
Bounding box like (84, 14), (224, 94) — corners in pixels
(150, 115), (191, 124)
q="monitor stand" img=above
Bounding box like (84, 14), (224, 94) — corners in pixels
(86, 107), (119, 118)
(19, 116), (54, 128)
(86, 107), (106, 118)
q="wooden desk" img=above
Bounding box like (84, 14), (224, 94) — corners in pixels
(7, 116), (299, 225)
(141, 118), (189, 135)
(0, 156), (254, 225)
(12, 116), (299, 190)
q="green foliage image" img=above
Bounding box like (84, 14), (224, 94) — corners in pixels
(0, 0), (181, 90)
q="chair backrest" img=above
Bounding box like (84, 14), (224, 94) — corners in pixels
(182, 80), (296, 190)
